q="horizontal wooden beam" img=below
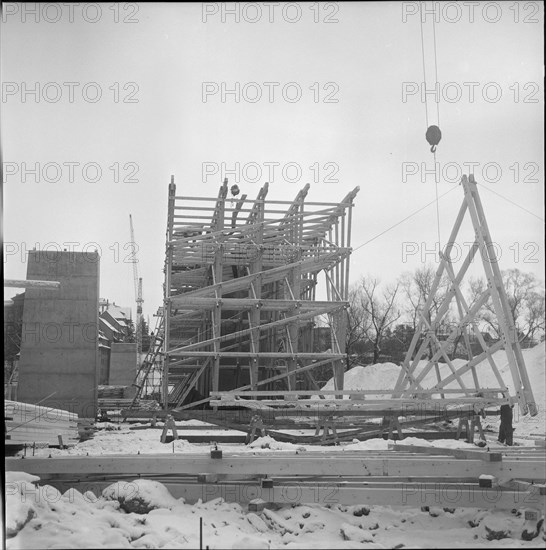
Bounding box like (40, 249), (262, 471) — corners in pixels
(390, 444), (503, 462)
(211, 389), (507, 397)
(211, 397), (507, 408)
(4, 279), (60, 289)
(170, 297), (347, 312)
(174, 196), (354, 207)
(169, 351), (346, 359)
(6, 453), (543, 479)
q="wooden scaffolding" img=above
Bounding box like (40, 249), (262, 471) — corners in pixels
(161, 176), (359, 410)
(393, 175), (537, 416)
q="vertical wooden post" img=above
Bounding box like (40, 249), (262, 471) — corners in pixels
(286, 194), (305, 391)
(249, 197), (264, 390)
(162, 176), (176, 411)
(211, 180), (227, 393)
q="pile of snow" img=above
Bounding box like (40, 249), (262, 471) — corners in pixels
(317, 343), (546, 444)
(6, 473), (544, 548)
(319, 362), (401, 396)
(248, 435), (307, 452)
(343, 436), (481, 452)
(103, 479), (180, 514)
(30, 427), (203, 457)
(319, 344), (545, 437)
(321, 343), (545, 398)
(5, 472), (41, 538)
(344, 438), (391, 451)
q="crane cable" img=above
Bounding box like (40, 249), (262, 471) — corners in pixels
(352, 184), (459, 254)
(351, 3), (453, 257)
(419, 1), (442, 250)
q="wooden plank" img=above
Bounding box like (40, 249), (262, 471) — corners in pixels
(170, 298), (344, 311)
(211, 389), (506, 397)
(4, 279), (60, 289)
(390, 443), (503, 462)
(170, 351), (346, 359)
(6, 454), (544, 480)
(209, 398), (505, 409)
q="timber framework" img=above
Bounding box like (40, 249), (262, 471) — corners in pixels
(161, 177), (360, 409)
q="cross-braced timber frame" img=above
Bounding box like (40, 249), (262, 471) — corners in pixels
(161, 176), (360, 410)
(393, 175), (537, 416)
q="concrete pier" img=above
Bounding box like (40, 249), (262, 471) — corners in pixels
(17, 249), (100, 418)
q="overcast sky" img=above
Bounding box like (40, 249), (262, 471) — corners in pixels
(3, 2), (544, 321)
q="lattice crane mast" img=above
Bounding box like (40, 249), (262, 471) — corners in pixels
(129, 214), (143, 369)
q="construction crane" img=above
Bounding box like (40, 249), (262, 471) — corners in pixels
(129, 214), (143, 370)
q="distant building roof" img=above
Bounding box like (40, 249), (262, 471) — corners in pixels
(98, 330), (111, 348)
(106, 304), (132, 322)
(99, 316), (121, 335)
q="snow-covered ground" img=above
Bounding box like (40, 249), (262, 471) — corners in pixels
(6, 470), (546, 549)
(6, 446), (545, 550)
(11, 427), (498, 457)
(5, 344), (545, 548)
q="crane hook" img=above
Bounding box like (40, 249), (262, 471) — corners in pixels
(426, 125), (442, 153)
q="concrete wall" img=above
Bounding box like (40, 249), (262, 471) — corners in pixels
(17, 250), (100, 418)
(99, 346), (111, 385)
(109, 343), (137, 392)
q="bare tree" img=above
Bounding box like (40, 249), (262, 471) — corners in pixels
(468, 269), (545, 345)
(399, 265), (455, 359)
(344, 283), (372, 368)
(359, 276), (401, 363)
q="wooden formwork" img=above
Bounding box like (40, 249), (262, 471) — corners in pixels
(161, 177), (359, 410)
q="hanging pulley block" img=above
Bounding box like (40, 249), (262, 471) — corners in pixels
(425, 125), (442, 153)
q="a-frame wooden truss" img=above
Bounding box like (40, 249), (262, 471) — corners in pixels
(393, 175), (537, 416)
(161, 176), (359, 410)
